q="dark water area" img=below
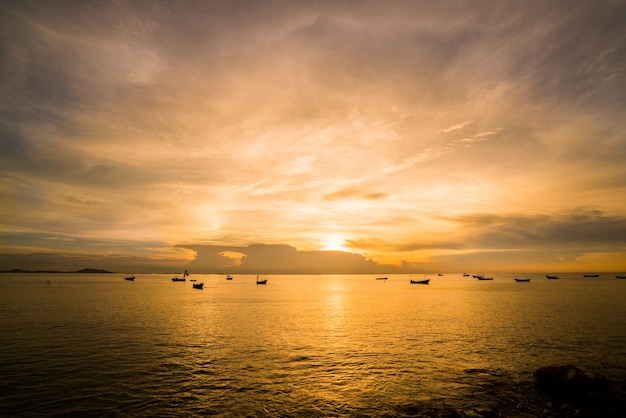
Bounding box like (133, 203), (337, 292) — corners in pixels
(1, 273), (625, 417)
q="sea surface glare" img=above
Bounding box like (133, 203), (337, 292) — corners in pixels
(1, 273), (625, 416)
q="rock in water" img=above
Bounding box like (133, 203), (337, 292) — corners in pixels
(534, 364), (606, 401)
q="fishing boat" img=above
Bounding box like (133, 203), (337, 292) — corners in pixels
(410, 279), (430, 284)
(462, 273), (470, 277)
(226, 275), (233, 280)
(256, 275), (267, 285)
(617, 274), (626, 279)
(514, 278), (531, 282)
(192, 282), (204, 289)
(124, 274), (135, 281)
(172, 270), (188, 282)
(583, 274), (599, 277)
(546, 275), (559, 279)
(472, 274), (484, 279)
(477, 276), (494, 280)
(375, 277), (388, 280)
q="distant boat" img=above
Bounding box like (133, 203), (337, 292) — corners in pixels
(256, 275), (267, 285)
(226, 275), (233, 280)
(376, 277), (388, 280)
(437, 273), (443, 276)
(616, 274), (626, 279)
(472, 274), (484, 279)
(192, 282), (204, 289)
(546, 275), (559, 279)
(410, 279), (430, 285)
(124, 274), (135, 281)
(514, 278), (531, 282)
(583, 274), (599, 277)
(462, 273), (470, 277)
(172, 270), (188, 282)
(477, 276), (494, 281)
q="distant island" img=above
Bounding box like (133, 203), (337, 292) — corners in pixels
(0, 268), (113, 274)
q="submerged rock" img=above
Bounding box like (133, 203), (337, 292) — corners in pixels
(534, 364), (608, 401)
(532, 364), (626, 417)
(399, 366), (624, 417)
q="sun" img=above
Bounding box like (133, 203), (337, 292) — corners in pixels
(321, 235), (348, 252)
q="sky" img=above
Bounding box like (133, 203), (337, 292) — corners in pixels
(1, 0), (626, 274)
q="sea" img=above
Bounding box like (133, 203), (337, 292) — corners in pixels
(1, 272), (625, 417)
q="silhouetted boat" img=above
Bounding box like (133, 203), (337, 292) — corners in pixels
(462, 273), (470, 277)
(477, 276), (494, 280)
(473, 274), (484, 279)
(124, 274), (135, 281)
(617, 274), (626, 279)
(192, 282), (204, 289)
(226, 275), (233, 280)
(410, 279), (430, 284)
(583, 274), (599, 277)
(256, 275), (267, 285)
(546, 275), (559, 279)
(437, 273), (443, 276)
(172, 270), (188, 282)
(376, 277), (388, 280)
(514, 278), (531, 282)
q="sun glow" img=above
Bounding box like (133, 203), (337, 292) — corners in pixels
(2, 1), (626, 275)
(321, 235), (348, 252)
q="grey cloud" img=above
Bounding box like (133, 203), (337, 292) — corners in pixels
(64, 195), (97, 205)
(444, 209), (626, 249)
(0, 231), (187, 272)
(356, 209), (626, 254)
(0, 252), (177, 273)
(184, 243), (396, 274)
(0, 124), (32, 167)
(1, 231), (154, 252)
(480, 2), (626, 109)
(4, 1), (625, 107)
(0, 123), (229, 192)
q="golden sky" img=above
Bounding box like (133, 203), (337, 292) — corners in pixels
(1, 1), (625, 273)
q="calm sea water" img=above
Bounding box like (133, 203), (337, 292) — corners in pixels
(1, 273), (625, 417)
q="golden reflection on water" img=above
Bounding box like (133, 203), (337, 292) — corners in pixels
(2, 273), (626, 416)
(321, 279), (348, 332)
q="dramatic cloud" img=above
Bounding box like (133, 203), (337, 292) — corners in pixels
(1, 0), (625, 273)
(184, 244), (392, 274)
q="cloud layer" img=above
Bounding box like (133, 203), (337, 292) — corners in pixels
(1, 1), (625, 273)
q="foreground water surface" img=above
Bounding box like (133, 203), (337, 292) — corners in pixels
(1, 273), (625, 417)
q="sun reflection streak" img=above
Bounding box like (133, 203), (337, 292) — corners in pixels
(321, 279), (349, 335)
